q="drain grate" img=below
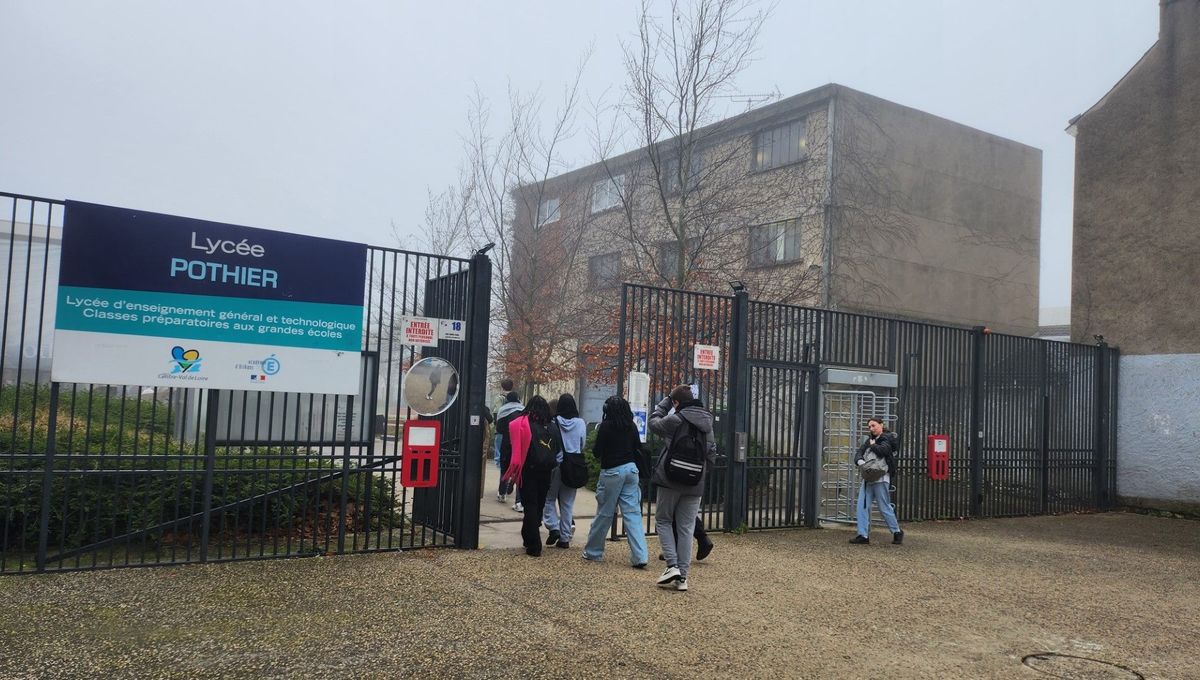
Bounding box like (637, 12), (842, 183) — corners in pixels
(1022, 653), (1144, 679)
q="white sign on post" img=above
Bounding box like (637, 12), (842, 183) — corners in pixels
(401, 316), (439, 347)
(628, 371), (651, 443)
(693, 344), (720, 371)
(439, 319), (466, 341)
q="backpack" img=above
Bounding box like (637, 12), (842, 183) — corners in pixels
(858, 450), (889, 483)
(662, 413), (706, 485)
(524, 420), (560, 472)
(560, 451), (589, 489)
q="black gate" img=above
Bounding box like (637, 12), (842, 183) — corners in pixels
(0, 192), (491, 574)
(617, 282), (1120, 532)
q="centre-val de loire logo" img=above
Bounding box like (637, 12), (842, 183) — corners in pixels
(170, 346), (202, 374)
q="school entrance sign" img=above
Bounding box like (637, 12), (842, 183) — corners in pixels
(52, 201), (367, 394)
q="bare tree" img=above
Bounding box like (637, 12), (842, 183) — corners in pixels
(417, 57), (598, 397)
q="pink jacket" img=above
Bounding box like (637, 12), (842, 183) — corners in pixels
(502, 414), (531, 487)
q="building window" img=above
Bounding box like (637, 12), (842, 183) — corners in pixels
(590, 175), (624, 214)
(749, 219), (802, 266)
(656, 237), (701, 278)
(537, 197), (560, 225)
(662, 152), (704, 194)
(589, 251), (622, 289)
(753, 119), (807, 171)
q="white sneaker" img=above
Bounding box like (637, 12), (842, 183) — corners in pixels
(513, 502), (524, 512)
(656, 566), (682, 587)
(675, 578), (688, 592)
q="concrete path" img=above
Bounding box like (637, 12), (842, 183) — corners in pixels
(477, 459), (600, 549)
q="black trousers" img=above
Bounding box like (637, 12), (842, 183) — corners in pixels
(520, 468), (552, 553)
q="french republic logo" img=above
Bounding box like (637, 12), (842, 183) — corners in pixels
(249, 354), (281, 382)
(170, 346), (202, 374)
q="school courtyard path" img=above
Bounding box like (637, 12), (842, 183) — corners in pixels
(1, 512), (1196, 679)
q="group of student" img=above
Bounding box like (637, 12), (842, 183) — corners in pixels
(491, 381), (717, 592)
(489, 379), (905, 593)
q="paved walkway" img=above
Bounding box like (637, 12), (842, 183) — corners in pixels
(2, 512), (1197, 678)
(477, 459), (600, 550)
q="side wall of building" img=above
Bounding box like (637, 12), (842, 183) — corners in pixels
(831, 88), (1042, 335)
(1071, 0), (1200, 353)
(1117, 353), (1200, 512)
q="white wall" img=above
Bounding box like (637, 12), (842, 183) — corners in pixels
(1117, 354), (1200, 509)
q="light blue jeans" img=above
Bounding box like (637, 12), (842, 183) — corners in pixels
(493, 433), (502, 467)
(583, 462), (649, 565)
(856, 481), (901, 537)
(542, 467), (578, 544)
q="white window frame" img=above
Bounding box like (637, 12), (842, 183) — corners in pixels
(590, 175), (625, 214)
(753, 119), (808, 171)
(537, 197), (561, 226)
(749, 219), (802, 266)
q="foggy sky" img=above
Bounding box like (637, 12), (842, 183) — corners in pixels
(0, 1), (1160, 311)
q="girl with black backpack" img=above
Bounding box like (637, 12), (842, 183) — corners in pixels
(543, 394), (587, 549)
(502, 395), (561, 556)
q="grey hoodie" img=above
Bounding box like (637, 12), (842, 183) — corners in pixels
(555, 416), (586, 464)
(648, 398), (717, 495)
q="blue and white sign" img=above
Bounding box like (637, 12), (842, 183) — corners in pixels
(633, 408), (648, 442)
(52, 201), (367, 394)
(628, 371), (650, 443)
(439, 318), (465, 341)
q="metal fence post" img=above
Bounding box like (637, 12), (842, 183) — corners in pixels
(969, 327), (985, 517)
(803, 371), (822, 528)
(35, 382), (60, 572)
(616, 284), (628, 397)
(199, 390), (220, 562)
(455, 251), (492, 549)
(726, 288), (750, 531)
(1094, 341), (1110, 510)
(337, 395), (354, 554)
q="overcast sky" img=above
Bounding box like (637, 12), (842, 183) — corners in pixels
(0, 1), (1159, 312)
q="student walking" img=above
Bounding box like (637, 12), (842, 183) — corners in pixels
(543, 394), (585, 549)
(493, 379), (515, 468)
(494, 391), (524, 505)
(650, 385), (716, 593)
(849, 417), (904, 545)
(502, 395), (560, 556)
(582, 396), (649, 568)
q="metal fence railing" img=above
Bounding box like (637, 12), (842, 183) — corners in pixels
(1, 192), (492, 574)
(616, 282), (1119, 533)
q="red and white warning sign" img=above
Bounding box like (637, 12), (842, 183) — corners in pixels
(693, 344), (720, 370)
(401, 316), (439, 347)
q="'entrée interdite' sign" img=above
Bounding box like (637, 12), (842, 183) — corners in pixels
(52, 201), (367, 394)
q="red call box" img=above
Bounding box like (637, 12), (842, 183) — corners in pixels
(401, 419), (441, 488)
(927, 434), (949, 481)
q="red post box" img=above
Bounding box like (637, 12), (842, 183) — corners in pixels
(401, 419), (441, 488)
(927, 434), (949, 481)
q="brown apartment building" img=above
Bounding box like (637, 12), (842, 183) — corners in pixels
(509, 84), (1041, 415)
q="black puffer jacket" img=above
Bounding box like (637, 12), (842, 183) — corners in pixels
(857, 430), (899, 478)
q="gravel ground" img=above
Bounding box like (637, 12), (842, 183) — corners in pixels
(0, 512), (1197, 679)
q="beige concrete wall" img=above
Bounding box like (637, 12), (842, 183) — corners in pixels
(1071, 0), (1200, 354)
(831, 88), (1042, 335)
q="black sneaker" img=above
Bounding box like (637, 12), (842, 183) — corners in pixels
(849, 535), (870, 544)
(893, 531), (904, 545)
(556, 541), (570, 549)
(696, 539), (714, 561)
(546, 530), (560, 546)
(525, 547), (542, 557)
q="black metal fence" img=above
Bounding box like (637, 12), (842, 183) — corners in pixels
(1, 192), (491, 574)
(615, 282), (1119, 536)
